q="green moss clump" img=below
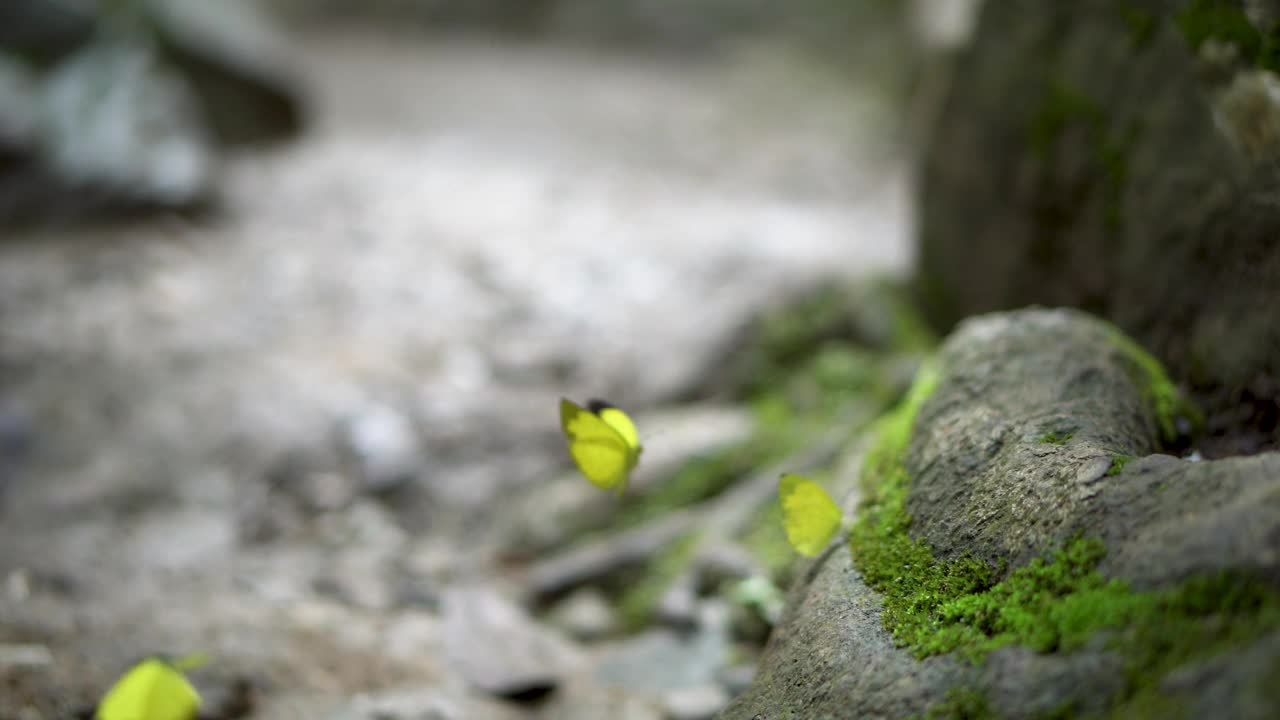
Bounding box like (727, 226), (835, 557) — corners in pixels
(864, 523), (1280, 705)
(1104, 325), (1202, 443)
(928, 539), (1141, 658)
(1106, 573), (1280, 717)
(1107, 455), (1135, 476)
(925, 687), (994, 720)
(1039, 431), (1075, 445)
(849, 361), (998, 655)
(1177, 0), (1280, 72)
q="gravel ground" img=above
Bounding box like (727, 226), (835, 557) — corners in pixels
(0, 28), (909, 718)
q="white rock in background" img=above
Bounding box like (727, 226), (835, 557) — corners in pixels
(339, 403), (422, 494)
(41, 41), (213, 206)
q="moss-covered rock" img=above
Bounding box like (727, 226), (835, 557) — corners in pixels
(720, 309), (1280, 719)
(915, 0), (1280, 457)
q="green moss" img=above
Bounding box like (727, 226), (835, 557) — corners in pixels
(1107, 455), (1135, 476)
(1104, 324), (1202, 444)
(616, 532), (699, 631)
(1105, 573), (1280, 718)
(1177, 0), (1280, 72)
(848, 357), (1280, 715)
(925, 687), (994, 720)
(924, 539), (1142, 658)
(849, 361), (998, 656)
(1039, 431), (1075, 445)
(862, 522), (1280, 705)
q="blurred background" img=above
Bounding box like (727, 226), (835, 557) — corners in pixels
(0, 1), (975, 718)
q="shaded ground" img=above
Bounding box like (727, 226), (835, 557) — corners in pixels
(0, 28), (908, 718)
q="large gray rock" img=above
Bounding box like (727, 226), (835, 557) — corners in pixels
(39, 40), (215, 209)
(0, 0), (304, 224)
(722, 309), (1280, 718)
(915, 0), (1280, 456)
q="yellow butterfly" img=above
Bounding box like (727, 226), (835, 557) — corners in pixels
(779, 473), (843, 557)
(96, 655), (203, 720)
(560, 397), (643, 494)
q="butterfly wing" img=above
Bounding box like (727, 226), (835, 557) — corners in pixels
(595, 405), (641, 470)
(779, 473), (842, 557)
(561, 398), (631, 491)
(97, 658), (200, 720)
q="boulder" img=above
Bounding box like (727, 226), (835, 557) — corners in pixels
(915, 0), (1280, 455)
(722, 309), (1280, 718)
(0, 0), (304, 224)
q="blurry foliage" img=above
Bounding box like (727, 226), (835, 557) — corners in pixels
(613, 440), (780, 531)
(592, 279), (939, 632)
(738, 279), (935, 416)
(614, 531), (699, 631)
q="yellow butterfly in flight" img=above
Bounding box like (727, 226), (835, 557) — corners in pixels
(560, 397), (643, 494)
(96, 655), (204, 720)
(779, 472), (843, 557)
